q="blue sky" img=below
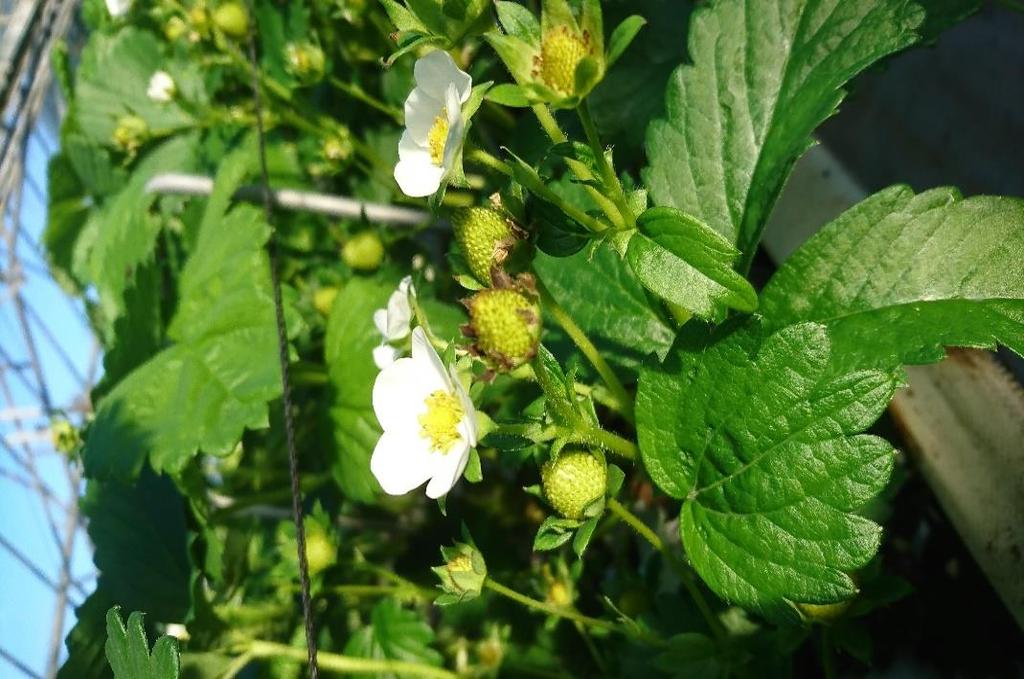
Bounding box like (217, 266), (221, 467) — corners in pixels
(0, 112), (98, 676)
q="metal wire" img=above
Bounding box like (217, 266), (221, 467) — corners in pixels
(244, 10), (320, 677)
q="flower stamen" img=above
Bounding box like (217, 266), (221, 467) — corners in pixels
(427, 109), (450, 166)
(419, 389), (463, 453)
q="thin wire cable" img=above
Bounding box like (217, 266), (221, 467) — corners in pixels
(0, 644), (43, 679)
(244, 12), (319, 677)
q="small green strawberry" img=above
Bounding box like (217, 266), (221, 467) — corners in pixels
(541, 451), (606, 520)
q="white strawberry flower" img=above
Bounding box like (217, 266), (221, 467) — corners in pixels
(147, 71), (176, 103)
(371, 327), (478, 499)
(372, 276), (416, 369)
(106, 0), (131, 18)
(394, 51), (472, 198)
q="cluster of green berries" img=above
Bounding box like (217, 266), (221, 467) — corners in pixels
(452, 206), (542, 371)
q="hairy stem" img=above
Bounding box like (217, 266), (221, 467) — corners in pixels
(493, 421), (637, 461)
(465, 147), (514, 177)
(327, 76), (403, 124)
(467, 148), (610, 233)
(484, 578), (616, 632)
(578, 101), (636, 229)
(485, 578), (665, 647)
(573, 425), (638, 460)
(246, 641), (458, 678)
(535, 278), (635, 423)
(606, 498), (727, 642)
(531, 104), (626, 228)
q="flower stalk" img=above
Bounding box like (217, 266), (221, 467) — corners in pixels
(535, 278), (634, 422)
(606, 498), (727, 642)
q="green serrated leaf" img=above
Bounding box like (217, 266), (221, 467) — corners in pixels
(82, 144), (287, 480)
(83, 469), (192, 622)
(637, 319), (898, 617)
(380, 0), (429, 33)
(44, 152), (92, 292)
(761, 187), (1024, 375)
(105, 608), (180, 679)
(534, 244), (675, 366)
(325, 277), (393, 503)
(344, 599), (444, 667)
(82, 133), (198, 324)
(626, 207), (758, 319)
(495, 0), (541, 42)
(74, 28), (195, 145)
(644, 0), (924, 270)
(58, 590), (117, 679)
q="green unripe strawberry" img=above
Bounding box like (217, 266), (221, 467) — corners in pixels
(541, 451), (606, 520)
(313, 286), (339, 316)
(464, 287), (541, 370)
(213, 2), (249, 39)
(304, 523), (336, 576)
(165, 16), (188, 41)
(538, 26), (592, 94)
(342, 231), (384, 271)
(286, 42), (326, 84)
(451, 207), (516, 285)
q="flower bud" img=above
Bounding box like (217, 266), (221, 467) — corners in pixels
(322, 130), (353, 164)
(112, 115), (148, 156)
(286, 42), (326, 85)
(464, 285), (541, 370)
(451, 207), (519, 286)
(165, 16), (188, 41)
(50, 419), (81, 456)
(188, 6), (210, 35)
(342, 231), (385, 272)
(213, 2), (249, 39)
(541, 451), (606, 520)
(432, 540), (487, 605)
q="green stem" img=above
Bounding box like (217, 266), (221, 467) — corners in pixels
(467, 148), (610, 233)
(531, 104), (625, 228)
(606, 498), (727, 643)
(246, 640), (458, 678)
(535, 278), (635, 423)
(221, 651), (254, 679)
(485, 578), (665, 647)
(494, 421), (637, 461)
(821, 627), (837, 679)
(578, 101), (636, 229)
(320, 584), (434, 602)
(465, 147), (514, 177)
(484, 579), (617, 633)
(328, 76), (403, 124)
(531, 104), (567, 143)
(573, 425), (638, 460)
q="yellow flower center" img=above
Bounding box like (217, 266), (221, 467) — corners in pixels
(427, 109), (450, 166)
(538, 26), (590, 94)
(419, 389), (463, 453)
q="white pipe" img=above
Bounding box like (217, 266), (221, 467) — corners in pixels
(145, 172), (432, 226)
